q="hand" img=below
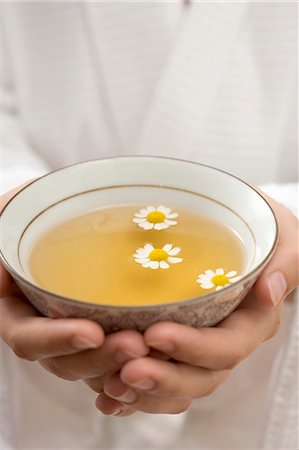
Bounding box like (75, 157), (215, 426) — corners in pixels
(96, 193), (298, 416)
(0, 185), (149, 390)
(253, 191), (298, 306)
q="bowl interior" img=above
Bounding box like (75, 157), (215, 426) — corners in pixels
(0, 157), (277, 303)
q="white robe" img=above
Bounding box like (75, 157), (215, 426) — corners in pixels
(0, 3), (298, 449)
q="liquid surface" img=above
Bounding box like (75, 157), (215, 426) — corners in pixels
(29, 205), (245, 306)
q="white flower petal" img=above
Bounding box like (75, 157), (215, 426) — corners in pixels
(166, 213), (178, 219)
(204, 270), (215, 277)
(159, 260), (170, 269)
(139, 206), (154, 216)
(142, 261), (153, 268)
(197, 274), (210, 282)
(168, 257), (183, 264)
(216, 268), (224, 275)
(157, 205), (171, 214)
(198, 281), (214, 289)
(164, 219), (177, 226)
(136, 248), (148, 255)
(215, 286), (224, 291)
(139, 222), (154, 230)
(226, 271), (237, 278)
(229, 276), (241, 283)
(149, 261), (159, 270)
(136, 259), (147, 265)
(162, 243), (172, 252)
(133, 253), (143, 259)
(168, 246), (181, 256)
(145, 206), (155, 213)
(134, 212), (147, 218)
(135, 257), (150, 264)
(144, 243), (154, 252)
(133, 218), (147, 223)
(154, 222), (169, 230)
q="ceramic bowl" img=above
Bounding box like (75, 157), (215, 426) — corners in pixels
(0, 157), (278, 332)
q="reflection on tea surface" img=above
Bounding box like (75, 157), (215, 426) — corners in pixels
(29, 205), (245, 306)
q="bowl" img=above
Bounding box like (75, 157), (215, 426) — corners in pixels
(0, 157), (278, 332)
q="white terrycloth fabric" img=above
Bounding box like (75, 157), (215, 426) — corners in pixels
(1, 2), (297, 190)
(0, 2), (298, 449)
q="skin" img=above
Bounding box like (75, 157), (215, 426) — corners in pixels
(0, 183), (298, 417)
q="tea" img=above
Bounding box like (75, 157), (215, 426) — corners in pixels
(29, 205), (245, 306)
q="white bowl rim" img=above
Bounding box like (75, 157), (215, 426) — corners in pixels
(0, 155), (279, 311)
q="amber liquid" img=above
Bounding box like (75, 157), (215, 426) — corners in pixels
(29, 205), (245, 306)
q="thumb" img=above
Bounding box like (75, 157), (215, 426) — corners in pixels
(253, 195), (298, 306)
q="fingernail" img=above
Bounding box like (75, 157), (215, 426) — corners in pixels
(131, 378), (156, 391)
(113, 389), (137, 404)
(111, 408), (123, 416)
(147, 341), (175, 354)
(268, 271), (288, 306)
(114, 350), (140, 364)
(71, 336), (99, 350)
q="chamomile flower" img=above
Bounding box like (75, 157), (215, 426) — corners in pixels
(133, 205), (178, 230)
(197, 268), (241, 291)
(134, 243), (183, 269)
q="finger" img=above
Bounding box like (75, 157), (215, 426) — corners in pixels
(0, 259), (38, 310)
(144, 292), (282, 370)
(0, 265), (13, 298)
(41, 330), (149, 381)
(0, 294), (104, 360)
(84, 374), (108, 393)
(84, 351), (171, 393)
(85, 347), (171, 390)
(119, 358), (229, 400)
(253, 193), (299, 306)
(103, 370), (193, 414)
(84, 351), (167, 393)
(95, 392), (135, 417)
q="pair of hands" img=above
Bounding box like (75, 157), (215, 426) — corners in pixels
(0, 185), (298, 417)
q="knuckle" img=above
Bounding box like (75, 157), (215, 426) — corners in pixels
(9, 334), (33, 361)
(11, 341), (28, 360)
(265, 315), (281, 341)
(201, 371), (230, 398)
(171, 400), (192, 415)
(222, 360), (237, 370)
(202, 382), (219, 398)
(40, 359), (79, 382)
(84, 377), (105, 393)
(222, 350), (245, 370)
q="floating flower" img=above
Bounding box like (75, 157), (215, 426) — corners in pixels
(134, 243), (183, 269)
(196, 268), (241, 291)
(133, 205), (178, 230)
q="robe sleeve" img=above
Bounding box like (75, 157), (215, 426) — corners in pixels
(0, 20), (50, 194)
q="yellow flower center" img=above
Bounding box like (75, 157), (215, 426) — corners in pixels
(146, 211), (166, 224)
(211, 274), (229, 287)
(149, 249), (168, 261)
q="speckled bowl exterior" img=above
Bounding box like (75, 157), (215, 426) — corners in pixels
(14, 274), (257, 333)
(0, 157), (278, 332)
